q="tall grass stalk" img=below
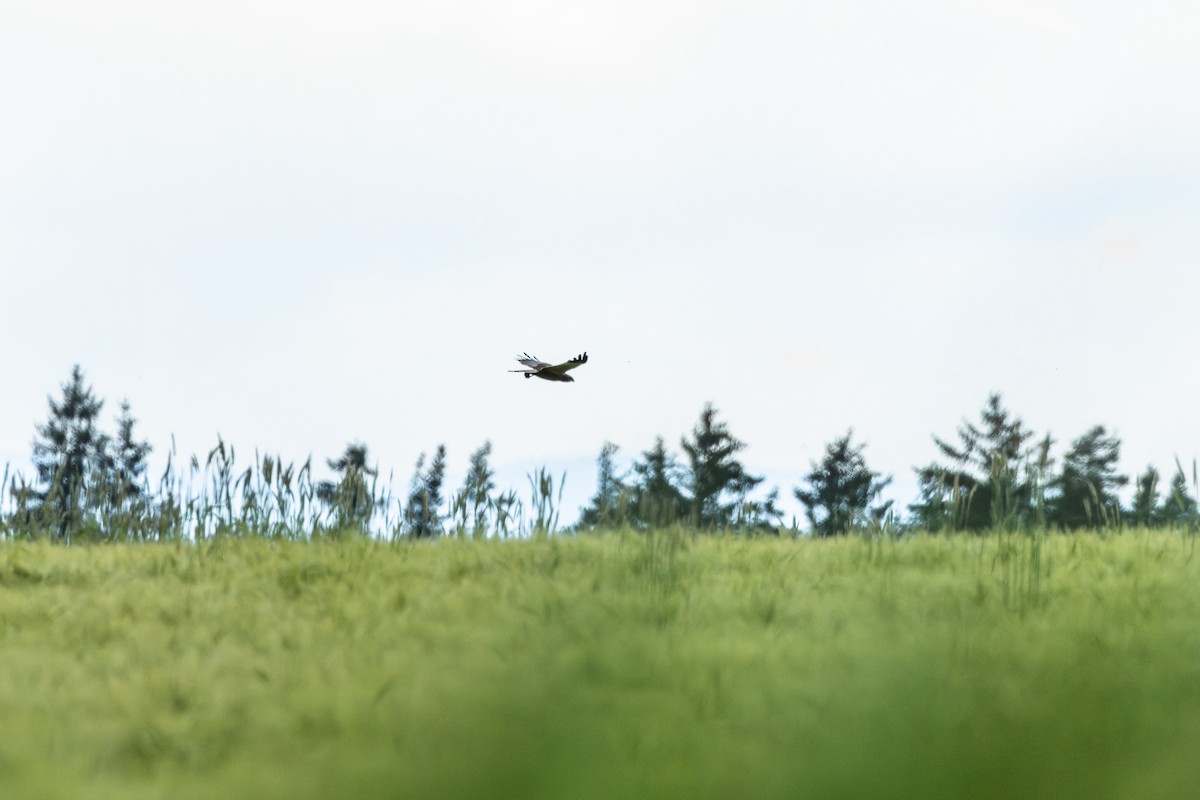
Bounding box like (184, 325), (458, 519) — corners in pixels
(527, 467), (566, 538)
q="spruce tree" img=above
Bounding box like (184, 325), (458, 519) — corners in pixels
(1130, 465), (1160, 527)
(317, 442), (377, 533)
(97, 398), (154, 539)
(31, 365), (107, 539)
(1158, 460), (1198, 527)
(680, 403), (761, 529)
(580, 442), (629, 529)
(795, 431), (892, 537)
(910, 392), (1035, 531)
(406, 445), (447, 538)
(108, 399), (153, 508)
(630, 437), (686, 527)
(1047, 426), (1127, 529)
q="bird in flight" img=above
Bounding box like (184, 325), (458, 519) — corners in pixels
(510, 352), (588, 382)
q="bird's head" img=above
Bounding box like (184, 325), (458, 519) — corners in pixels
(563, 375), (575, 382)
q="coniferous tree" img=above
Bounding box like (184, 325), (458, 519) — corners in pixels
(99, 399), (154, 538)
(31, 365), (107, 539)
(795, 431), (893, 537)
(909, 392), (1035, 531)
(630, 437), (687, 527)
(1047, 426), (1127, 529)
(907, 470), (956, 534)
(1158, 460), (1198, 527)
(317, 442), (377, 533)
(680, 403), (761, 529)
(406, 445), (447, 538)
(579, 442), (630, 529)
(1130, 465), (1160, 527)
(108, 400), (153, 507)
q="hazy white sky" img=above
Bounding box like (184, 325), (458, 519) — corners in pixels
(3, 0), (1199, 523)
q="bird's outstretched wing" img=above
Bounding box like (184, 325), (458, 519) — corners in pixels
(542, 352), (588, 375)
(509, 353), (550, 373)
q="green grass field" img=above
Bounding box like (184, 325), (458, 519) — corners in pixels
(1, 531), (1198, 799)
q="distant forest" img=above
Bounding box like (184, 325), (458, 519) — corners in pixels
(2, 365), (1197, 542)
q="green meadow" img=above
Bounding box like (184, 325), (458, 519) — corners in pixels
(1, 531), (1198, 799)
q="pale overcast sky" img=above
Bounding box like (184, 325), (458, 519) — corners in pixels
(3, 1), (1199, 525)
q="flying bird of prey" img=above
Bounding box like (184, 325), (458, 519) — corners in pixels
(510, 352), (588, 382)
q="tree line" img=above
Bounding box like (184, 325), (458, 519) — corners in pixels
(2, 365), (1197, 542)
(582, 391), (1198, 535)
(2, 366), (537, 542)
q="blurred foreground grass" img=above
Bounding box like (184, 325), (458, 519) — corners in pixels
(1, 531), (1198, 799)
